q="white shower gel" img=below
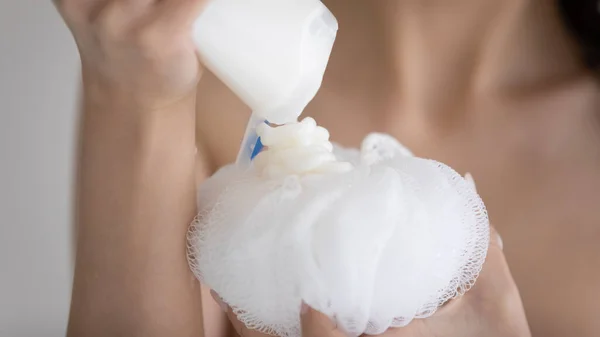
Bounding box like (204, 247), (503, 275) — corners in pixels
(253, 117), (353, 177)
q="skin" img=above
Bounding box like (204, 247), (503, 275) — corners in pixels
(54, 0), (599, 336)
(56, 0), (207, 336)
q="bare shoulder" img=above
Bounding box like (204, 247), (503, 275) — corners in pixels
(493, 72), (600, 337)
(538, 72), (600, 109)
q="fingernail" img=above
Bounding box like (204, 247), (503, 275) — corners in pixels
(464, 173), (477, 192)
(210, 290), (229, 312)
(300, 302), (309, 315)
(496, 232), (504, 250)
(329, 316), (338, 328)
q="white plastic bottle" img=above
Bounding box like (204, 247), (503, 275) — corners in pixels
(193, 0), (338, 125)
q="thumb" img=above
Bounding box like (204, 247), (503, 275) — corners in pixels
(300, 303), (343, 337)
(151, 0), (209, 32)
(471, 226), (520, 302)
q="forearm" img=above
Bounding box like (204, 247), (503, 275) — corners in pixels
(67, 80), (203, 337)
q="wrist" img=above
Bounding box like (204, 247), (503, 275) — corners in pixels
(79, 71), (198, 159)
(81, 67), (199, 113)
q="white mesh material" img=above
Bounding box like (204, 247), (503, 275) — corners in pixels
(188, 132), (489, 337)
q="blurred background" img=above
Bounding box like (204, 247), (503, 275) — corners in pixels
(0, 1), (78, 336)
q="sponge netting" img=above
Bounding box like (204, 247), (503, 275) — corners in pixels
(187, 133), (489, 337)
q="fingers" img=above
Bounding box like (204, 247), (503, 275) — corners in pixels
(210, 291), (342, 337)
(425, 224), (499, 319)
(470, 226), (518, 303)
(489, 226), (503, 251)
(464, 172), (477, 192)
(301, 303), (344, 337)
(95, 0), (208, 46)
(210, 291), (268, 337)
(53, 0), (94, 26)
(478, 226), (509, 283)
(57, 0), (206, 31)
(94, 0), (152, 37)
(151, 0), (209, 31)
(210, 290), (229, 313)
(468, 228), (531, 336)
(56, 0), (151, 29)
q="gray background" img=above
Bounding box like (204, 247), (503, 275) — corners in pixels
(1, 1), (78, 336)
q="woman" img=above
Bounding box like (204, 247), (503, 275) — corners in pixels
(55, 0), (599, 336)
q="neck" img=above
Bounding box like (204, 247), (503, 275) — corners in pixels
(323, 0), (586, 120)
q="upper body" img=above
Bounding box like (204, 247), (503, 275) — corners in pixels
(196, 1), (600, 336)
(55, 0), (600, 336)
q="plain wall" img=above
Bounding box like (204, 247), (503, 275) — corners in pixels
(0, 1), (78, 336)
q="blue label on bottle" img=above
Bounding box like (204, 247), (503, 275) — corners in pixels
(251, 138), (264, 160)
(250, 120), (269, 161)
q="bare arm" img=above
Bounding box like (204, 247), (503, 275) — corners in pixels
(67, 83), (203, 337)
(54, 0), (209, 335)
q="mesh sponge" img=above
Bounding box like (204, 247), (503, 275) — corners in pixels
(188, 133), (489, 337)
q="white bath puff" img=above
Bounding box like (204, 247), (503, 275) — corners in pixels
(188, 118), (489, 337)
